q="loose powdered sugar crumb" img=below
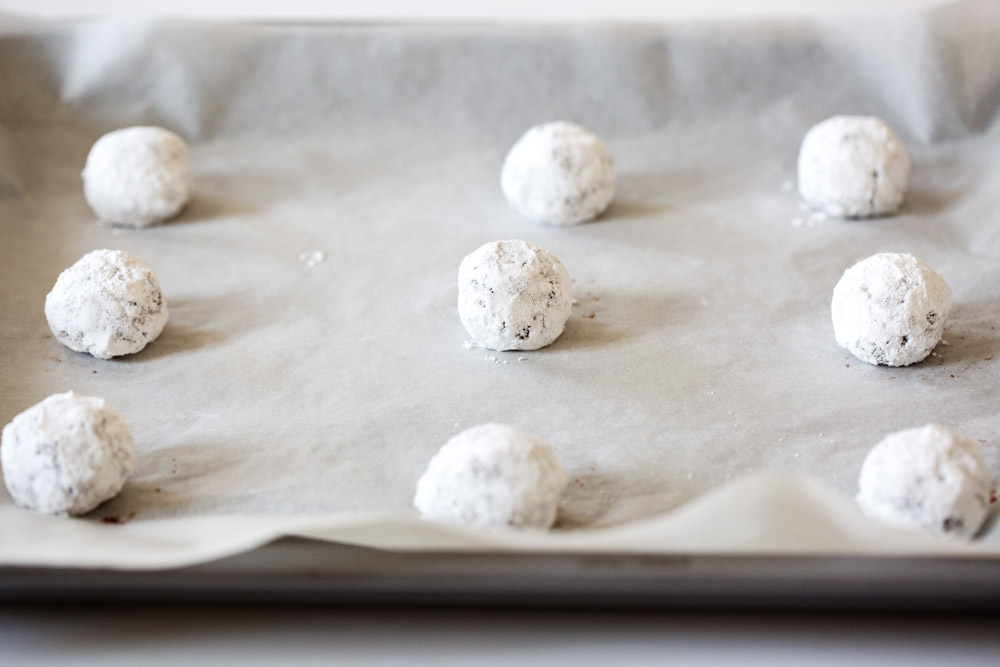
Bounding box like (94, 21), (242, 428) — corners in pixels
(299, 250), (326, 267)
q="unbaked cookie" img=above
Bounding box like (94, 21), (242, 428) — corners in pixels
(413, 423), (567, 530)
(501, 121), (615, 226)
(856, 424), (991, 539)
(797, 115), (910, 218)
(83, 126), (191, 227)
(45, 249), (169, 359)
(831, 252), (950, 367)
(457, 239), (572, 351)
(1, 392), (134, 516)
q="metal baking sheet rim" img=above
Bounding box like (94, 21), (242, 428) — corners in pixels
(4, 538), (1000, 611)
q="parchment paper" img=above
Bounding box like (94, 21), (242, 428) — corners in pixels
(1, 0), (1000, 569)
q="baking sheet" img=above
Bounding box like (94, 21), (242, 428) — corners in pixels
(1, 0), (999, 570)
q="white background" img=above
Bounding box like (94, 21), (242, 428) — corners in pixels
(3, 0), (996, 665)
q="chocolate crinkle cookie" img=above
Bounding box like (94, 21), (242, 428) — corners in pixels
(856, 424), (992, 539)
(501, 121), (616, 226)
(457, 239), (572, 351)
(1, 392), (135, 516)
(82, 126), (191, 228)
(413, 423), (567, 530)
(797, 115), (910, 218)
(45, 249), (169, 359)
(831, 252), (951, 367)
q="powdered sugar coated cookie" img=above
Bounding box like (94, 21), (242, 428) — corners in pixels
(856, 424), (991, 539)
(797, 115), (910, 218)
(1, 392), (134, 516)
(831, 252), (950, 367)
(501, 121), (615, 226)
(83, 126), (191, 227)
(45, 249), (169, 359)
(457, 239), (572, 351)
(413, 423), (567, 530)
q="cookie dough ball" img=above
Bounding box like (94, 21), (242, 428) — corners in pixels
(797, 115), (910, 218)
(458, 239), (572, 351)
(857, 424), (991, 539)
(413, 423), (567, 530)
(45, 249), (169, 359)
(501, 121), (615, 226)
(82, 126), (191, 227)
(1, 392), (134, 516)
(831, 252), (951, 367)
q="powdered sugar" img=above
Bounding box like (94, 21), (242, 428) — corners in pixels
(797, 115), (910, 218)
(298, 250), (326, 267)
(501, 121), (616, 226)
(82, 126), (191, 228)
(831, 252), (951, 366)
(413, 423), (566, 530)
(457, 239), (572, 351)
(856, 424), (991, 539)
(45, 249), (169, 359)
(1, 392), (134, 516)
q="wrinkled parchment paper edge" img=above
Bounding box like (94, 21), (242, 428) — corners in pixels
(2, 473), (997, 571)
